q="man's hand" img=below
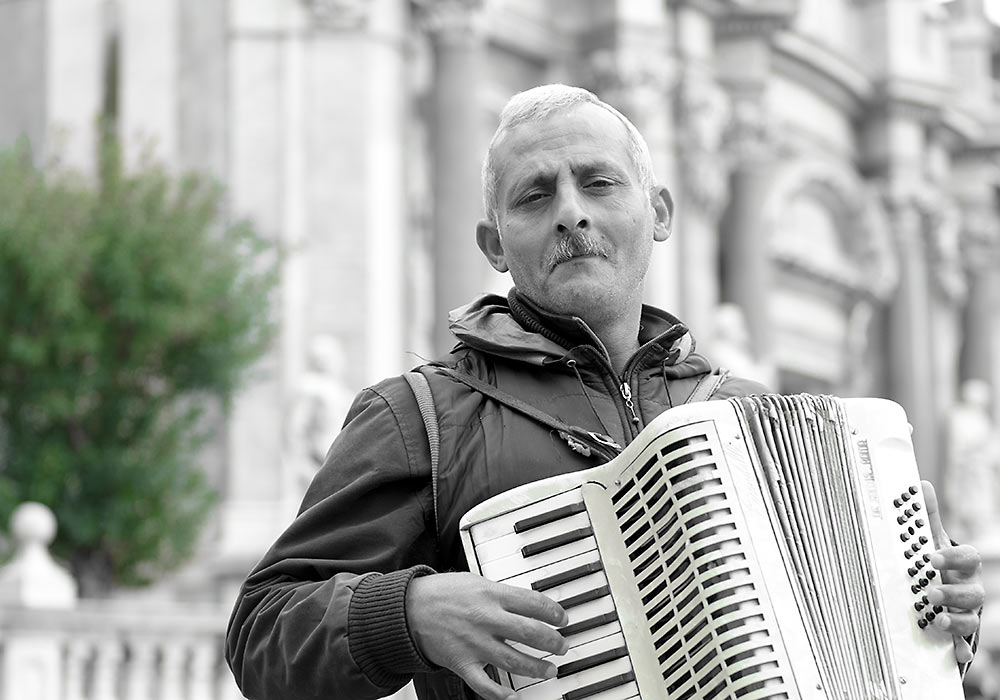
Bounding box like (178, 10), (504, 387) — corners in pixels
(921, 480), (984, 665)
(406, 572), (570, 700)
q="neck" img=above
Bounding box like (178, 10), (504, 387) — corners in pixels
(509, 290), (643, 374)
(587, 311), (642, 375)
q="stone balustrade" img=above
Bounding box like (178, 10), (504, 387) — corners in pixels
(0, 600), (240, 700)
(0, 502), (243, 700)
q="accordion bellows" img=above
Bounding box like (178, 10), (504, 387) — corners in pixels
(459, 394), (964, 700)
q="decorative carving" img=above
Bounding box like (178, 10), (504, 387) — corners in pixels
(764, 163), (899, 302)
(675, 71), (731, 218)
(301, 0), (372, 30)
(413, 0), (485, 39)
(583, 48), (678, 127)
(944, 379), (1000, 546)
(721, 94), (776, 166)
(879, 180), (967, 304)
(960, 208), (1000, 271)
(284, 335), (354, 497)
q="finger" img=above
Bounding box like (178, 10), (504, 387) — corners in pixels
(920, 480), (949, 550)
(457, 662), (517, 700)
(953, 637), (975, 666)
(497, 584), (569, 627)
(929, 545), (983, 578)
(494, 613), (569, 657)
(491, 639), (559, 680)
(928, 582), (986, 611)
(933, 610), (982, 638)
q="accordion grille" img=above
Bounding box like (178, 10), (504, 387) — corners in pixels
(610, 422), (792, 699)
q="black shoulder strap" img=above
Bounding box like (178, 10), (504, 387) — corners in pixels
(685, 368), (731, 404)
(403, 370), (441, 538)
(430, 365), (622, 462)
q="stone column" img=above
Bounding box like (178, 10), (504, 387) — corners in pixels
(959, 211), (1000, 394)
(416, 0), (493, 355)
(119, 0), (180, 168)
(220, 0), (300, 566)
(667, 0), (730, 336)
(884, 196), (939, 475)
(0, 0), (104, 173)
(718, 95), (776, 364)
(673, 69), (729, 340)
(714, 10), (788, 366)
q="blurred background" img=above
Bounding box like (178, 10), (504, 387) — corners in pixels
(0, 0), (998, 698)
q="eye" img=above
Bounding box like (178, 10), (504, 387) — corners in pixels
(518, 191), (549, 206)
(585, 177), (616, 189)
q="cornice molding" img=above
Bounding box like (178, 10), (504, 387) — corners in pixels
(412, 0), (485, 40)
(714, 4), (796, 41)
(771, 31), (874, 116)
(300, 0), (372, 30)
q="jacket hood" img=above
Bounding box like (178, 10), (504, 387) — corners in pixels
(447, 290), (712, 378)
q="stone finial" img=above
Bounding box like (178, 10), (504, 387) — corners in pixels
(0, 502), (78, 609)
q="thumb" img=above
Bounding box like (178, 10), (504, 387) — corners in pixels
(921, 480), (949, 550)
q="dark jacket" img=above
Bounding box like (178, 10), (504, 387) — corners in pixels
(225, 291), (767, 700)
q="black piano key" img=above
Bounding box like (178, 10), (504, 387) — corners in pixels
(557, 645), (629, 678)
(514, 501), (587, 533)
(558, 585), (611, 610)
(532, 560), (604, 592)
(559, 611), (619, 638)
(562, 671), (636, 700)
(522, 527), (594, 558)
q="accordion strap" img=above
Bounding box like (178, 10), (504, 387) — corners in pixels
(403, 370), (441, 539)
(429, 365), (623, 462)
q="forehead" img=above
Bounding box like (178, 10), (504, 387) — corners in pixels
(492, 103), (635, 193)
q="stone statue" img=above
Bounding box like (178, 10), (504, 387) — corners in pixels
(285, 335), (354, 497)
(944, 379), (1000, 547)
(710, 303), (774, 388)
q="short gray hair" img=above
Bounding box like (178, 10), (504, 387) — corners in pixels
(481, 84), (655, 225)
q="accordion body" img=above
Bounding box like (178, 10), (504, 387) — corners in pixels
(459, 395), (965, 700)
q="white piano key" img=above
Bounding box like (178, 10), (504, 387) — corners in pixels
(469, 489), (585, 544)
(510, 633), (628, 691)
(474, 511), (594, 563)
(500, 550), (604, 592)
(516, 657), (634, 700)
(510, 595), (621, 658)
(481, 535), (598, 581)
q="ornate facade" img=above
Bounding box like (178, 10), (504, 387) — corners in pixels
(1, 0), (999, 695)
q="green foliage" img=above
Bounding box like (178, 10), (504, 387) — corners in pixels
(0, 140), (277, 592)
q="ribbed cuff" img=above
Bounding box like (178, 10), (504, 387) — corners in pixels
(348, 565), (437, 688)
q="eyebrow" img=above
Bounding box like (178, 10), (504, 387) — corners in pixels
(506, 160), (630, 200)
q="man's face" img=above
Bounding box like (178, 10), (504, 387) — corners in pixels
(478, 103), (669, 324)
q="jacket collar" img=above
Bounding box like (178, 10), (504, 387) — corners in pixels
(448, 289), (702, 373)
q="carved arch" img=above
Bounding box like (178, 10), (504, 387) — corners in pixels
(761, 158), (898, 302)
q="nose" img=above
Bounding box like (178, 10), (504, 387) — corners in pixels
(552, 186), (589, 235)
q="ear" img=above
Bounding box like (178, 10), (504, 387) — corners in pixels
(650, 185), (673, 242)
(476, 219), (509, 273)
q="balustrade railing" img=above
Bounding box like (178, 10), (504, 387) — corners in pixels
(0, 502), (243, 700)
(0, 600), (240, 700)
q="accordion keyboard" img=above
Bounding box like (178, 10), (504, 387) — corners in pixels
(470, 488), (639, 700)
(462, 395), (966, 700)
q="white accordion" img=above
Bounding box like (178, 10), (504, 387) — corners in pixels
(459, 395), (965, 700)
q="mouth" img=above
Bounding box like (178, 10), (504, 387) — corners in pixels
(547, 236), (611, 271)
(549, 252), (605, 271)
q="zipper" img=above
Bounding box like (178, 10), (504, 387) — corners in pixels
(620, 381), (640, 426)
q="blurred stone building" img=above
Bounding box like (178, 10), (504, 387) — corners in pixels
(1, 0), (999, 697)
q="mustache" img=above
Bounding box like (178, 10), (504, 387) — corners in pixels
(545, 232), (611, 271)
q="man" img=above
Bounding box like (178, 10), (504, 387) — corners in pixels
(225, 85), (983, 700)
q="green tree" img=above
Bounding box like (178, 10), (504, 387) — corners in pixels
(0, 141), (277, 595)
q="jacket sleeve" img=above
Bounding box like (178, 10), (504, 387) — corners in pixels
(225, 377), (440, 700)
